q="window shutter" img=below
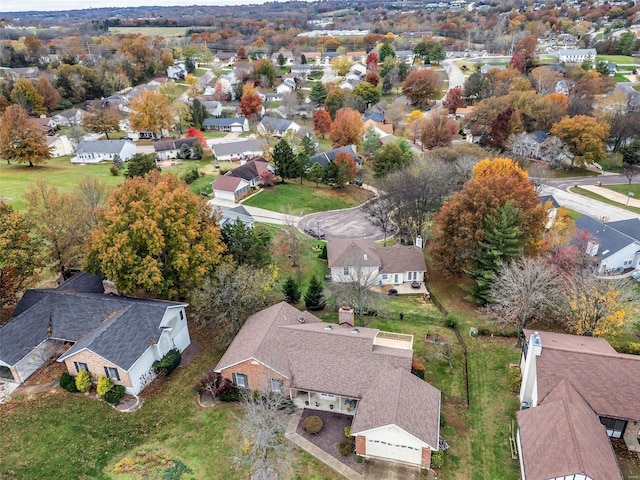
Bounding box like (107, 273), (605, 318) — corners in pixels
(104, 366), (109, 377)
(232, 373), (237, 385)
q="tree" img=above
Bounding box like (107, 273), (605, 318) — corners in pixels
(254, 59), (276, 87)
(361, 127), (381, 161)
(365, 71), (380, 87)
(306, 162), (324, 186)
(186, 126), (207, 146)
(329, 108), (364, 148)
(190, 263), (281, 338)
(333, 151), (358, 187)
(366, 51), (379, 70)
(429, 43), (445, 64)
(221, 220), (272, 268)
(0, 105), (51, 166)
(372, 140), (407, 177)
(530, 67), (563, 95)
(464, 202), (525, 304)
(239, 83), (263, 119)
(301, 135), (317, 157)
(488, 256), (562, 347)
(330, 55), (353, 76)
(352, 82), (380, 111)
(82, 105), (121, 139)
(486, 107), (523, 150)
(330, 272), (383, 327)
(125, 153), (160, 178)
(161, 50), (174, 69)
(189, 98), (208, 130)
(309, 82), (328, 106)
(402, 68), (441, 109)
(85, 172), (225, 299)
(618, 30), (637, 56)
(97, 375), (114, 397)
(420, 112), (456, 150)
(282, 276), (301, 303)
(304, 275), (326, 310)
(36, 76), (61, 113)
(550, 115), (610, 167)
(361, 194), (394, 246)
(379, 43), (395, 62)
(442, 86), (466, 114)
(562, 274), (636, 337)
(324, 89), (345, 120)
(277, 52), (286, 67)
(429, 158), (546, 275)
(129, 90), (172, 139)
(313, 108), (332, 139)
(10, 78), (45, 116)
(234, 390), (295, 480)
(621, 165), (639, 184)
(75, 369), (93, 393)
(272, 139), (297, 181)
(0, 202), (43, 321)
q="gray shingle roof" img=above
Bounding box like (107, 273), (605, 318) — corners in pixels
(517, 379), (622, 480)
(211, 139), (263, 158)
(153, 137), (198, 152)
(309, 145), (360, 169)
(260, 116), (294, 132)
(605, 218), (640, 241)
(328, 241), (426, 274)
(76, 139), (132, 155)
(0, 289), (185, 370)
(574, 215), (639, 260)
(218, 205), (255, 227)
(203, 118), (246, 128)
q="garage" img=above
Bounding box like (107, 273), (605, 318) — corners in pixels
(366, 438), (422, 465)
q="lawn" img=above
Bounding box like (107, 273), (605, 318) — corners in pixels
(597, 55), (640, 65)
(242, 181), (373, 215)
(571, 186), (640, 215)
(203, 131), (228, 139)
(193, 68), (208, 77)
(108, 26), (189, 37)
(603, 183), (640, 197)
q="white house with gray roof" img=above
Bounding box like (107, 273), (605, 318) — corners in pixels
(258, 116), (302, 137)
(0, 272), (190, 395)
(210, 138), (264, 162)
(203, 117), (249, 133)
(71, 139), (136, 164)
(214, 302), (441, 469)
(575, 216), (640, 273)
(557, 48), (597, 64)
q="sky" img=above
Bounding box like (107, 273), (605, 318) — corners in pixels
(1, 0), (278, 13)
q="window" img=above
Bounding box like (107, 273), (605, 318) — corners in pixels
(104, 366), (120, 381)
(382, 274), (387, 280)
(179, 310), (185, 321)
(600, 416), (627, 438)
(624, 257), (633, 267)
(343, 267), (349, 275)
(74, 362), (88, 373)
(269, 378), (283, 393)
(233, 373), (248, 388)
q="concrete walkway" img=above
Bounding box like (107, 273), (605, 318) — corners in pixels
(539, 185), (639, 222)
(285, 409), (363, 480)
(579, 184), (640, 209)
(208, 197), (301, 226)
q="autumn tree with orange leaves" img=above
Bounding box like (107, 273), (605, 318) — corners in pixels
(313, 108), (332, 138)
(85, 171), (225, 299)
(429, 158), (546, 275)
(239, 83), (262, 119)
(129, 90), (172, 139)
(0, 105), (51, 166)
(329, 108), (364, 148)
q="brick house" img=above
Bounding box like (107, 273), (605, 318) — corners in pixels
(0, 272), (190, 395)
(517, 330), (640, 479)
(214, 302), (441, 469)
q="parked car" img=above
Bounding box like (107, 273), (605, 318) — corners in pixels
(304, 226), (325, 239)
(353, 179), (363, 187)
(388, 288), (398, 296)
(631, 271), (640, 282)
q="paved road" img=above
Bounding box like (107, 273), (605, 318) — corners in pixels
(208, 197), (301, 226)
(441, 59), (465, 92)
(539, 185), (639, 221)
(300, 205), (387, 242)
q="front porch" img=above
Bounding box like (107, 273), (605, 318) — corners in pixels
(291, 389), (358, 415)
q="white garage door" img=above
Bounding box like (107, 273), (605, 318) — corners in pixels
(366, 438), (422, 465)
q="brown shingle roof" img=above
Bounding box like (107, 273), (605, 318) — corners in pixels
(526, 330), (640, 420)
(327, 240), (381, 269)
(228, 159), (270, 182)
(211, 175), (248, 193)
(377, 244), (426, 275)
(517, 379), (623, 480)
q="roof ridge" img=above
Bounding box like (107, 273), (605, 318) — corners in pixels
(546, 345), (640, 361)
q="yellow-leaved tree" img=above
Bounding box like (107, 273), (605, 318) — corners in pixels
(128, 90), (173, 139)
(85, 171), (225, 299)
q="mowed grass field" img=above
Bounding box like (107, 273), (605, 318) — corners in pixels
(108, 26), (190, 37)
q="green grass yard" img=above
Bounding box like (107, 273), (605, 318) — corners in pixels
(571, 186), (640, 215)
(242, 181), (373, 215)
(597, 55), (640, 65)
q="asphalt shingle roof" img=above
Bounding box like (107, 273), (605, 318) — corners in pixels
(203, 118), (246, 128)
(153, 137), (198, 152)
(309, 145), (359, 169)
(76, 139), (131, 155)
(211, 139), (263, 158)
(574, 215), (638, 260)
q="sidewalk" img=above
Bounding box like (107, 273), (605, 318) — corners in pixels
(285, 409), (363, 480)
(207, 197), (301, 226)
(579, 184), (640, 208)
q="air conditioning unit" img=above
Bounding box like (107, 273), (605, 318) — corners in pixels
(469, 327), (478, 338)
(520, 402), (530, 410)
(297, 315), (305, 323)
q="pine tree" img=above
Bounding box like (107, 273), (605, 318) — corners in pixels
(304, 276), (326, 310)
(282, 276), (301, 303)
(465, 202), (525, 304)
(272, 138), (296, 181)
(309, 81), (328, 106)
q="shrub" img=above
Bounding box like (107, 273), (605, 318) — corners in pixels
(440, 412), (447, 428)
(153, 349), (181, 376)
(319, 244), (327, 260)
(75, 369), (93, 392)
(103, 384), (125, 404)
(338, 436), (355, 456)
(411, 368), (425, 380)
(218, 167), (230, 175)
(508, 364), (522, 394)
(356, 455), (363, 463)
(302, 415), (323, 434)
(109, 164), (120, 176)
(344, 426), (351, 438)
(431, 450), (445, 469)
(59, 372), (78, 393)
(97, 375), (115, 396)
(218, 388), (241, 402)
(444, 314), (458, 329)
(616, 342), (640, 355)
(182, 168), (200, 185)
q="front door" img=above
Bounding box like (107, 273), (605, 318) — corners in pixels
(394, 274), (399, 284)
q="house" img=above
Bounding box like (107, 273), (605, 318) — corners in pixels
(328, 240), (426, 286)
(216, 205), (255, 228)
(510, 130), (549, 159)
(363, 119), (393, 137)
(213, 52), (237, 64)
(211, 175), (251, 203)
(290, 64), (311, 78)
(395, 50), (415, 64)
(309, 145), (362, 170)
(258, 116), (302, 137)
(203, 117), (249, 133)
(608, 62), (618, 76)
(271, 49), (294, 65)
(302, 52), (322, 65)
(453, 106), (475, 119)
(480, 64), (507, 75)
(153, 137), (200, 160)
(71, 139), (137, 164)
(210, 139), (264, 162)
(167, 63), (187, 79)
(214, 302), (441, 469)
(517, 330), (640, 479)
(201, 100), (223, 117)
(1, 66), (40, 81)
(276, 78), (297, 94)
(574, 216), (640, 273)
(340, 78), (360, 91)
(53, 109), (84, 127)
(226, 158), (273, 187)
(46, 135), (74, 157)
(34, 116), (57, 135)
(0, 272), (190, 395)
(557, 48), (596, 64)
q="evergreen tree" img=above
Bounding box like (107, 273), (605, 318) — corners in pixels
(301, 135), (317, 157)
(272, 138), (297, 181)
(301, 54), (307, 65)
(179, 143), (192, 159)
(221, 220), (272, 268)
(306, 162), (324, 186)
(282, 276), (301, 303)
(464, 202), (525, 304)
(309, 81), (328, 106)
(379, 43), (395, 62)
(191, 141), (204, 160)
(296, 151), (310, 184)
(189, 98), (208, 130)
(126, 153), (160, 178)
(304, 275), (326, 310)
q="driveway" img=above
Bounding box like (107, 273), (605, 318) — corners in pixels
(208, 197), (301, 226)
(363, 458), (421, 480)
(539, 185), (639, 222)
(300, 206), (387, 242)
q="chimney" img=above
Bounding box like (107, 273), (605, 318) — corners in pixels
(338, 305), (354, 327)
(415, 235), (423, 248)
(102, 279), (120, 296)
(519, 332), (542, 409)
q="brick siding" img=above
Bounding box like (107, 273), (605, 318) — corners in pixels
(63, 350), (131, 388)
(221, 359), (287, 392)
(421, 447), (431, 468)
(356, 435), (366, 455)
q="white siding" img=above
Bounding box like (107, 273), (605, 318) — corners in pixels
(597, 243), (640, 273)
(213, 189), (237, 202)
(126, 346), (159, 395)
(359, 425), (429, 467)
